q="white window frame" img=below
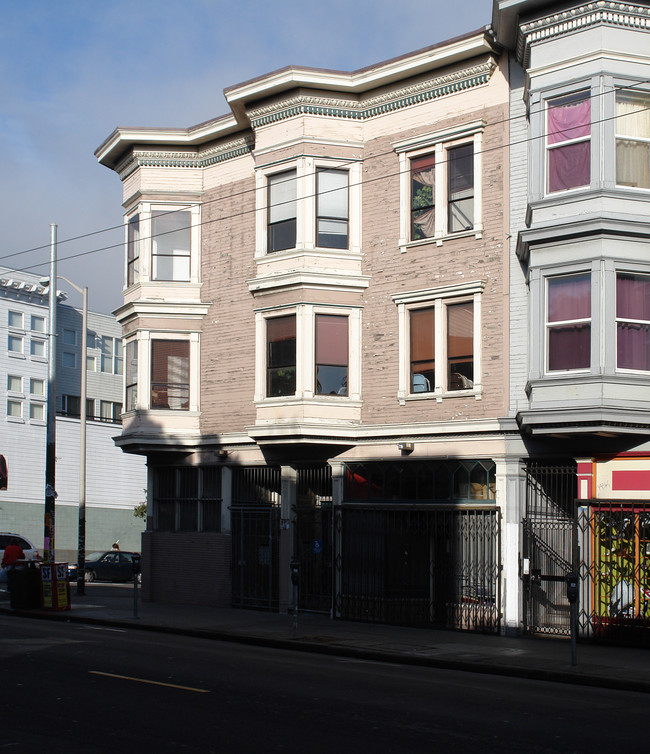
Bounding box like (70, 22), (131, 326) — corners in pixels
(30, 378), (44, 396)
(29, 403), (45, 422)
(544, 272), (592, 375)
(124, 203), (201, 288)
(8, 310), (23, 329)
(30, 339), (46, 359)
(126, 331), (200, 412)
(7, 399), (23, 421)
(393, 281), (484, 404)
(254, 304), (362, 403)
(8, 335), (24, 356)
(394, 121), (484, 250)
(255, 157), (362, 258)
(31, 315), (45, 333)
(7, 375), (22, 393)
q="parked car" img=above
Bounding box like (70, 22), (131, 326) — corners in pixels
(0, 533), (40, 563)
(68, 551), (140, 583)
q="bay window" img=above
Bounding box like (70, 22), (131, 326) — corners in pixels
(267, 315), (296, 397)
(151, 340), (189, 410)
(616, 90), (650, 189)
(617, 272), (650, 371)
(267, 170), (297, 253)
(546, 91), (591, 193)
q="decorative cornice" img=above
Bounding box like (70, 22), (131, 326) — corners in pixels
(117, 136), (255, 179)
(247, 57), (498, 129)
(517, 2), (650, 66)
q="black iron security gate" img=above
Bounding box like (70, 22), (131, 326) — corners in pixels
(576, 500), (650, 645)
(231, 467), (281, 611)
(522, 461), (576, 636)
(334, 506), (500, 631)
(294, 465), (333, 613)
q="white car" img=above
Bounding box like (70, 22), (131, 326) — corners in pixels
(0, 533), (40, 564)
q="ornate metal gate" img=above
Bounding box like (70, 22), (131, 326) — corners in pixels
(231, 467), (281, 611)
(294, 465), (333, 614)
(334, 506), (500, 631)
(522, 461), (576, 636)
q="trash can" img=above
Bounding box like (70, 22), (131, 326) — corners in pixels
(8, 562), (42, 609)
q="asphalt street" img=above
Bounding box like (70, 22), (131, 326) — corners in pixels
(1, 616), (648, 753)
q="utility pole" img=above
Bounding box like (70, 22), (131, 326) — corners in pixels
(44, 224), (57, 563)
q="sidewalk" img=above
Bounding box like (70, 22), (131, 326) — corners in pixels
(1, 583), (649, 693)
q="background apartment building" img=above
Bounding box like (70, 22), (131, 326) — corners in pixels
(0, 267), (146, 562)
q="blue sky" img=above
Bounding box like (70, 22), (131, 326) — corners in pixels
(0, 0), (492, 313)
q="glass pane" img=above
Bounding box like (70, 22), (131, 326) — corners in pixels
(267, 315), (296, 397)
(316, 365), (347, 396)
(151, 340), (189, 410)
(8, 335), (22, 352)
(616, 90), (650, 138)
(548, 93), (590, 144)
(548, 274), (591, 322)
(268, 170), (297, 223)
(411, 154), (435, 240)
(317, 218), (348, 248)
(268, 218), (296, 253)
(30, 403), (44, 420)
(448, 302), (473, 389)
(317, 169), (348, 219)
(30, 378), (44, 395)
(617, 273), (650, 320)
(616, 140), (650, 188)
(315, 315), (348, 366)
(617, 322), (650, 371)
(548, 324), (591, 370)
(448, 145), (473, 198)
(8, 375), (21, 391)
(7, 401), (22, 418)
(548, 141), (590, 192)
(152, 211), (191, 255)
(449, 196), (474, 233)
(8, 311), (23, 328)
(31, 340), (45, 357)
(31, 316), (45, 332)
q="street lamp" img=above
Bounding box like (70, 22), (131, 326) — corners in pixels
(41, 272), (88, 596)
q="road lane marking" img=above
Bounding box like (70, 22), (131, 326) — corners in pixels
(89, 671), (210, 693)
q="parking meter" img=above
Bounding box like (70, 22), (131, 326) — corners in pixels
(132, 554), (141, 575)
(290, 560), (301, 586)
(566, 573), (578, 604)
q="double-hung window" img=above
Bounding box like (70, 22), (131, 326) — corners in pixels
(395, 282), (483, 400)
(616, 89), (650, 189)
(396, 122), (483, 246)
(151, 340), (190, 410)
(316, 169), (348, 248)
(101, 336), (123, 374)
(152, 210), (191, 281)
(267, 315), (296, 397)
(267, 170), (297, 253)
(546, 273), (591, 372)
(617, 272), (650, 371)
(546, 91), (591, 193)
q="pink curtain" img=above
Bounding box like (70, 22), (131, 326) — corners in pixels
(617, 274), (650, 370)
(548, 274), (590, 322)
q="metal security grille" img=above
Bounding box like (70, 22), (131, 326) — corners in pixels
(334, 506), (500, 631)
(577, 501), (650, 645)
(522, 461), (577, 637)
(231, 467), (281, 611)
(295, 465), (333, 614)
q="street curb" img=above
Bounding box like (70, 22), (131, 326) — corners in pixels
(3, 605), (649, 695)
